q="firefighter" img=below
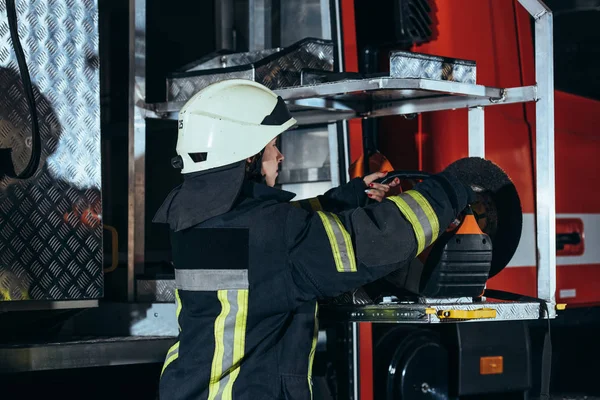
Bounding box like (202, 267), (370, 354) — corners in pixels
(154, 79), (474, 400)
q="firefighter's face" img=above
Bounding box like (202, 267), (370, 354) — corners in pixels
(261, 138), (284, 187)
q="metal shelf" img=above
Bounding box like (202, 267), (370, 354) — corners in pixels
(149, 79), (537, 126)
(320, 300), (543, 324)
(0, 336), (175, 373)
(129, 0), (557, 319)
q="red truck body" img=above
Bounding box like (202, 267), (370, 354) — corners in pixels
(344, 0), (600, 307)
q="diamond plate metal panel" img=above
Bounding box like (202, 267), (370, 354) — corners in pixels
(136, 279), (176, 303)
(390, 51), (477, 84)
(183, 48), (280, 72)
(0, 0), (102, 301)
(320, 301), (543, 323)
(167, 69), (254, 102)
(254, 39), (334, 90)
(166, 38), (334, 103)
(431, 301), (541, 322)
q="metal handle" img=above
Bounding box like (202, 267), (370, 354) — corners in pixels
(556, 232), (581, 251)
(103, 225), (119, 273)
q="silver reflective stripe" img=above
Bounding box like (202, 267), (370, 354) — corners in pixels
(328, 216), (353, 272)
(316, 212), (357, 273)
(208, 289), (249, 400)
(165, 343), (179, 361)
(175, 269), (249, 291)
(401, 193), (434, 247)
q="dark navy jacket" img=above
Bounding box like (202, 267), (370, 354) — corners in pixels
(158, 174), (468, 400)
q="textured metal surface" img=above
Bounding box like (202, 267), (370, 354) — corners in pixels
(152, 81), (536, 126)
(0, 336), (174, 373)
(320, 300), (543, 324)
(417, 297), (475, 304)
(0, 0), (102, 301)
(167, 69), (254, 102)
(136, 279), (176, 302)
(274, 77), (502, 101)
(183, 48), (279, 72)
(255, 39), (333, 88)
(328, 287), (373, 305)
(166, 38), (335, 103)
(390, 51), (477, 84)
(431, 301), (541, 322)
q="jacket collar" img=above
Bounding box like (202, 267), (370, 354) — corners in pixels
(239, 181), (296, 203)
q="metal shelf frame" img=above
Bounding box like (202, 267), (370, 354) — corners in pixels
(127, 0), (556, 317)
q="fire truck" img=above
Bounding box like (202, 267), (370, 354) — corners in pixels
(1, 0), (599, 399)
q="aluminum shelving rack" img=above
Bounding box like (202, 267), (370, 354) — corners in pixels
(0, 0), (556, 376)
(143, 0), (557, 323)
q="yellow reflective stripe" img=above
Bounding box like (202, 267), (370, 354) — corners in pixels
(162, 289), (184, 377)
(308, 303), (319, 399)
(406, 191), (440, 244)
(308, 198), (323, 211)
(161, 341), (180, 376)
(221, 289), (249, 400)
(175, 289), (182, 330)
(208, 290), (231, 400)
(317, 212), (356, 272)
(388, 196), (427, 255)
(317, 212), (345, 272)
(331, 214), (357, 272)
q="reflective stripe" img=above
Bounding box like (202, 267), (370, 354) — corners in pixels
(175, 269), (248, 291)
(388, 190), (439, 255)
(291, 198), (323, 212)
(406, 191), (439, 243)
(317, 211), (357, 272)
(208, 290), (249, 400)
(175, 289), (182, 330)
(161, 341), (180, 376)
(161, 289), (183, 377)
(208, 290), (231, 399)
(308, 198), (323, 212)
(222, 290), (249, 399)
(308, 303), (319, 399)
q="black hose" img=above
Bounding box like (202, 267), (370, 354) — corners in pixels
(4, 0), (41, 179)
(374, 170), (432, 185)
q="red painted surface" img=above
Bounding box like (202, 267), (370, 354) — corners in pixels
(358, 323), (373, 400)
(344, 0), (600, 396)
(352, 0), (600, 306)
(556, 265), (600, 306)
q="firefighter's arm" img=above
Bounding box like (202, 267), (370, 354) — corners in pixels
(290, 173), (397, 213)
(284, 171), (471, 303)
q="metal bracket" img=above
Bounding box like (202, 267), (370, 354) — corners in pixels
(517, 0), (552, 19)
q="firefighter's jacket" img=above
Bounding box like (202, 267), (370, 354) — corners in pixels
(158, 173), (469, 400)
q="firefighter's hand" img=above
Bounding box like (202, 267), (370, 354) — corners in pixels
(363, 172), (400, 202)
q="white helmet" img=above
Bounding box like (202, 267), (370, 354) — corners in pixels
(174, 79), (297, 174)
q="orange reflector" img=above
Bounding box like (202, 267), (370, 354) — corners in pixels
(480, 356), (503, 375)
